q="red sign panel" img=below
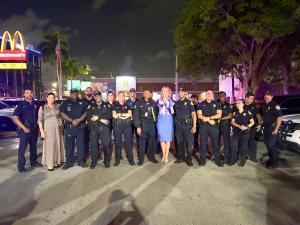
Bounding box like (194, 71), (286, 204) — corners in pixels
(0, 50), (27, 61)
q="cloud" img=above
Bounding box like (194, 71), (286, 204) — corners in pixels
(97, 50), (106, 57)
(0, 9), (49, 47)
(91, 0), (108, 11)
(120, 55), (134, 74)
(148, 50), (172, 61)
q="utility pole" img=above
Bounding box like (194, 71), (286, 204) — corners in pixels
(175, 54), (179, 100)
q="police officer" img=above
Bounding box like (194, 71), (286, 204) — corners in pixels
(197, 89), (223, 167)
(87, 91), (112, 169)
(174, 88), (197, 166)
(190, 94), (199, 152)
(83, 87), (96, 160)
(112, 91), (135, 166)
(13, 87), (42, 172)
(126, 88), (140, 150)
(217, 91), (233, 165)
(244, 92), (262, 162)
(126, 88), (138, 110)
(259, 91), (282, 168)
(60, 88), (88, 169)
(133, 89), (158, 166)
(231, 99), (255, 166)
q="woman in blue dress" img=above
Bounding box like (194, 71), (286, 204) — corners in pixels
(156, 86), (175, 163)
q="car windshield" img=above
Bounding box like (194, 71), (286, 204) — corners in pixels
(0, 101), (10, 110)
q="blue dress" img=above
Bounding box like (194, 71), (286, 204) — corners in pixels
(156, 99), (174, 142)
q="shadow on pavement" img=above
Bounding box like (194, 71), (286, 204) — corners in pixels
(256, 152), (300, 225)
(0, 172), (46, 225)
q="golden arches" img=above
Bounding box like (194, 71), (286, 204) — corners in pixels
(0, 31), (25, 51)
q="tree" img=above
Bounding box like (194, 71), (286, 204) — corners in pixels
(38, 31), (69, 64)
(62, 57), (80, 89)
(174, 0), (300, 93)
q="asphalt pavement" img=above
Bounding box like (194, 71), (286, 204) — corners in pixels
(0, 136), (299, 225)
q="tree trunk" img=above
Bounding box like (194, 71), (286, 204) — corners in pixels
(282, 62), (290, 95)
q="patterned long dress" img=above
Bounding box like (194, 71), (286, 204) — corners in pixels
(38, 104), (65, 168)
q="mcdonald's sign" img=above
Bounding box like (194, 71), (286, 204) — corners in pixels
(0, 31), (27, 68)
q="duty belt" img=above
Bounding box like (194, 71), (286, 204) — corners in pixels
(114, 118), (131, 125)
(175, 119), (193, 126)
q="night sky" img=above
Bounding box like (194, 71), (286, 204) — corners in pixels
(0, 0), (186, 88)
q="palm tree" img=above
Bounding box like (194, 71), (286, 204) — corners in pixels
(80, 64), (92, 82)
(38, 31), (69, 64)
(38, 31), (69, 98)
(62, 57), (80, 89)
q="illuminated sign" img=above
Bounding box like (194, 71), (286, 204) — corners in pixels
(0, 63), (27, 69)
(0, 31), (27, 63)
(116, 76), (136, 92)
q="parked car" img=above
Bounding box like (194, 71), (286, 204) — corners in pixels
(0, 101), (16, 131)
(279, 114), (300, 151)
(274, 95), (300, 115)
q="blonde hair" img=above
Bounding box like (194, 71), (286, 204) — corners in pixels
(161, 86), (172, 99)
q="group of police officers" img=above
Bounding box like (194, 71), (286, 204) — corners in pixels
(13, 86), (282, 172)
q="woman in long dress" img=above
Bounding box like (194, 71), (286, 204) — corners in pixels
(38, 92), (65, 171)
(156, 86), (175, 163)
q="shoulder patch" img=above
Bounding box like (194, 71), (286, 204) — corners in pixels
(276, 105), (280, 110)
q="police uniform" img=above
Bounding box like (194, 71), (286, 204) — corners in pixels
(197, 100), (222, 166)
(244, 103), (259, 161)
(87, 92), (112, 168)
(112, 101), (135, 166)
(262, 100), (282, 167)
(83, 96), (96, 158)
(231, 110), (253, 166)
(218, 100), (232, 164)
(60, 95), (87, 168)
(133, 97), (158, 165)
(126, 97), (140, 149)
(174, 98), (195, 166)
(13, 100), (40, 171)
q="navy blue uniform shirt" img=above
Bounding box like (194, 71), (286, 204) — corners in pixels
(60, 98), (87, 122)
(197, 100), (221, 117)
(232, 110), (253, 132)
(262, 101), (282, 127)
(112, 101), (131, 114)
(244, 103), (258, 122)
(218, 100), (232, 119)
(174, 98), (195, 120)
(13, 100), (39, 127)
(87, 102), (112, 121)
(133, 98), (157, 128)
(126, 98), (138, 111)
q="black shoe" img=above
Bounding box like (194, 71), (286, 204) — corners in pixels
(18, 168), (27, 173)
(31, 162), (42, 167)
(175, 159), (185, 164)
(138, 162), (143, 166)
(186, 161), (193, 167)
(79, 163), (88, 168)
(129, 161), (136, 166)
(239, 161), (246, 167)
(48, 168), (54, 171)
(198, 161), (206, 166)
(90, 165), (96, 169)
(114, 162), (120, 167)
(62, 164), (71, 170)
(105, 164), (110, 168)
(152, 159), (159, 164)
